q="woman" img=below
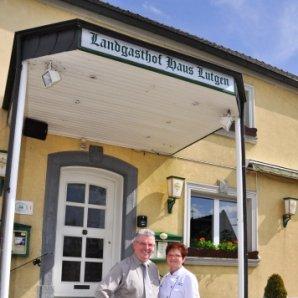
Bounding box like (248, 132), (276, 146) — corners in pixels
(159, 243), (200, 298)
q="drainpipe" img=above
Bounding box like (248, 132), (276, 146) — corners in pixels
(235, 117), (246, 298)
(0, 61), (28, 298)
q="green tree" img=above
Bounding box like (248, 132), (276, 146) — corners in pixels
(264, 274), (287, 298)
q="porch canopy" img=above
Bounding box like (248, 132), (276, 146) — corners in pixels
(3, 20), (245, 155)
(1, 20), (247, 298)
(24, 50), (238, 154)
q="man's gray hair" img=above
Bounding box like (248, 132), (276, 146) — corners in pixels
(132, 229), (155, 243)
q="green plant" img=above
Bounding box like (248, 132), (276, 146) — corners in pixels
(195, 237), (217, 250)
(217, 241), (237, 252)
(264, 274), (287, 298)
(191, 237), (237, 252)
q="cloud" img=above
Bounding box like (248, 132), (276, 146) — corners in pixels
(210, 0), (246, 10)
(208, 0), (298, 73)
(142, 2), (164, 16)
(210, 0), (262, 26)
(247, 1), (298, 74)
(191, 204), (213, 219)
(191, 208), (209, 219)
(271, 2), (298, 65)
(220, 203), (237, 216)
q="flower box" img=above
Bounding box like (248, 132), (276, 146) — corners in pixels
(188, 247), (259, 259)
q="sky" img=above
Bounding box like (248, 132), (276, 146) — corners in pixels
(104, 0), (298, 76)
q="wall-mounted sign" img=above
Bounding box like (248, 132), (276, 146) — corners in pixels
(12, 223), (31, 257)
(81, 29), (235, 94)
(15, 200), (33, 215)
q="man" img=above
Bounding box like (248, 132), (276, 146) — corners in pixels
(95, 229), (160, 297)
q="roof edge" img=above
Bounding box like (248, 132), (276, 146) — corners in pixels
(59, 0), (297, 89)
(2, 19), (246, 111)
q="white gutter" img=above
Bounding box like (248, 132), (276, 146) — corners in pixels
(0, 61), (28, 298)
(235, 117), (245, 298)
(247, 159), (298, 180)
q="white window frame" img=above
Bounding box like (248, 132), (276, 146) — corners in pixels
(184, 182), (258, 252)
(244, 84), (255, 128)
(216, 84), (256, 142)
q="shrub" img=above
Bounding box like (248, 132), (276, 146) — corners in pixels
(264, 274), (287, 298)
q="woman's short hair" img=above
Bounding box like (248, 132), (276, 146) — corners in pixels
(166, 242), (188, 258)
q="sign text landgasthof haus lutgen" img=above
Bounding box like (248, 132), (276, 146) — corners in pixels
(81, 29), (235, 94)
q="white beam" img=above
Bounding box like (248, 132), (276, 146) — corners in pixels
(0, 61), (28, 298)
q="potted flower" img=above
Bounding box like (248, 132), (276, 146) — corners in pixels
(188, 237), (259, 259)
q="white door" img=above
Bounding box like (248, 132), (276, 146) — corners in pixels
(53, 166), (123, 297)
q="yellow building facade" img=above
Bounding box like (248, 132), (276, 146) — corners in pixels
(0, 1), (297, 298)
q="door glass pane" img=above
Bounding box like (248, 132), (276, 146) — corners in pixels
(66, 183), (85, 203)
(220, 200), (238, 242)
(63, 236), (82, 257)
(84, 262), (102, 282)
(65, 206), (84, 227)
(87, 209), (105, 228)
(89, 185), (106, 206)
(61, 261), (81, 281)
(190, 196), (214, 246)
(86, 238), (104, 258)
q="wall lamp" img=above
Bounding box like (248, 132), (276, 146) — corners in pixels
(283, 197), (298, 227)
(167, 176), (185, 214)
(42, 61), (61, 88)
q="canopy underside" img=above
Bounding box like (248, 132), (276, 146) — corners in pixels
(25, 50), (238, 154)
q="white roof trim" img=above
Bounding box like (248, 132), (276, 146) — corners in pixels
(246, 160), (298, 180)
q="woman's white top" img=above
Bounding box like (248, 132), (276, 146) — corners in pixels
(158, 266), (200, 298)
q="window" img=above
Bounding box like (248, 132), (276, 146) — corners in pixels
(216, 84), (256, 138)
(190, 196), (237, 246)
(184, 183), (257, 252)
(244, 84), (255, 129)
(240, 84), (257, 137)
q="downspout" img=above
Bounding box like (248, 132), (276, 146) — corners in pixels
(235, 118), (245, 298)
(0, 61), (28, 298)
(240, 108), (248, 298)
(235, 79), (248, 298)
